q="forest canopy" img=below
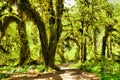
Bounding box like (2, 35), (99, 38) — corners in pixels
(0, 0), (120, 79)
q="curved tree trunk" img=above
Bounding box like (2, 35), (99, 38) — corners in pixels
(18, 21), (30, 66)
(0, 0), (31, 66)
(0, 20), (8, 53)
(0, 15), (21, 53)
(18, 0), (64, 70)
(18, 0), (49, 66)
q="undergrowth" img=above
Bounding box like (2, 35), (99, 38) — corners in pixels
(70, 60), (120, 80)
(0, 64), (45, 80)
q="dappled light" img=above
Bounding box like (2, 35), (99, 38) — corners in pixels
(5, 69), (98, 80)
(0, 0), (120, 80)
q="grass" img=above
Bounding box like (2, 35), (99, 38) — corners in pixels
(55, 47), (120, 79)
(1, 57), (120, 80)
(0, 64), (45, 79)
(0, 47), (120, 80)
(69, 60), (120, 80)
(0, 73), (10, 80)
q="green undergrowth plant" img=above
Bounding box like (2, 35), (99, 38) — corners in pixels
(69, 60), (120, 80)
(0, 73), (10, 80)
(0, 64), (45, 79)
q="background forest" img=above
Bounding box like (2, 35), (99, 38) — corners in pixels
(0, 0), (120, 80)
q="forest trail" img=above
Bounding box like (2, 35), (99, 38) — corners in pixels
(5, 63), (98, 80)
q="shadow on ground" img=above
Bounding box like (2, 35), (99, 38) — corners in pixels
(5, 69), (98, 80)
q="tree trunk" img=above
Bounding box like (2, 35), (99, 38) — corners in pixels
(81, 36), (87, 62)
(93, 28), (97, 59)
(47, 0), (64, 70)
(0, 15), (21, 53)
(47, 0), (56, 68)
(57, 45), (66, 63)
(19, 0), (49, 66)
(106, 41), (110, 58)
(83, 38), (87, 61)
(106, 37), (112, 58)
(18, 21), (30, 66)
(80, 20), (87, 62)
(102, 27), (109, 58)
(110, 38), (113, 58)
(16, 0), (32, 66)
(0, 13), (28, 66)
(102, 36), (107, 58)
(19, 0), (64, 70)
(0, 20), (8, 53)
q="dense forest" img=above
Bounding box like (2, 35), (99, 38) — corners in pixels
(0, 0), (120, 79)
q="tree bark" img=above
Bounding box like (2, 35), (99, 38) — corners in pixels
(18, 0), (64, 70)
(109, 39), (113, 58)
(102, 27), (109, 58)
(93, 28), (97, 59)
(57, 46), (66, 63)
(80, 20), (87, 62)
(19, 0), (49, 66)
(0, 15), (21, 53)
(48, 0), (64, 70)
(18, 4), (31, 66)
(18, 21), (30, 66)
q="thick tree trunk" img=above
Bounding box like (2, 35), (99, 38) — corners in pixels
(47, 0), (64, 70)
(18, 21), (30, 66)
(19, 0), (49, 66)
(47, 0), (56, 68)
(48, 42), (58, 69)
(19, 0), (64, 70)
(17, 0), (32, 66)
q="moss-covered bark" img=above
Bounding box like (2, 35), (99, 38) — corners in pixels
(18, 0), (64, 70)
(47, 0), (64, 70)
(0, 15), (21, 53)
(2, 0), (65, 70)
(18, 21), (30, 66)
(18, 0), (49, 66)
(80, 20), (87, 62)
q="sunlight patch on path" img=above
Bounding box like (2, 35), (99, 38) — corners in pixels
(58, 69), (98, 80)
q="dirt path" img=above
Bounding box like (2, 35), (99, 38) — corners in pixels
(5, 69), (98, 80)
(5, 64), (99, 80)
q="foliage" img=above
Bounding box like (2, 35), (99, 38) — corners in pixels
(69, 60), (120, 79)
(0, 73), (10, 80)
(0, 0), (120, 79)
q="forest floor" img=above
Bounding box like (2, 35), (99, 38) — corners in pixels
(4, 63), (99, 80)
